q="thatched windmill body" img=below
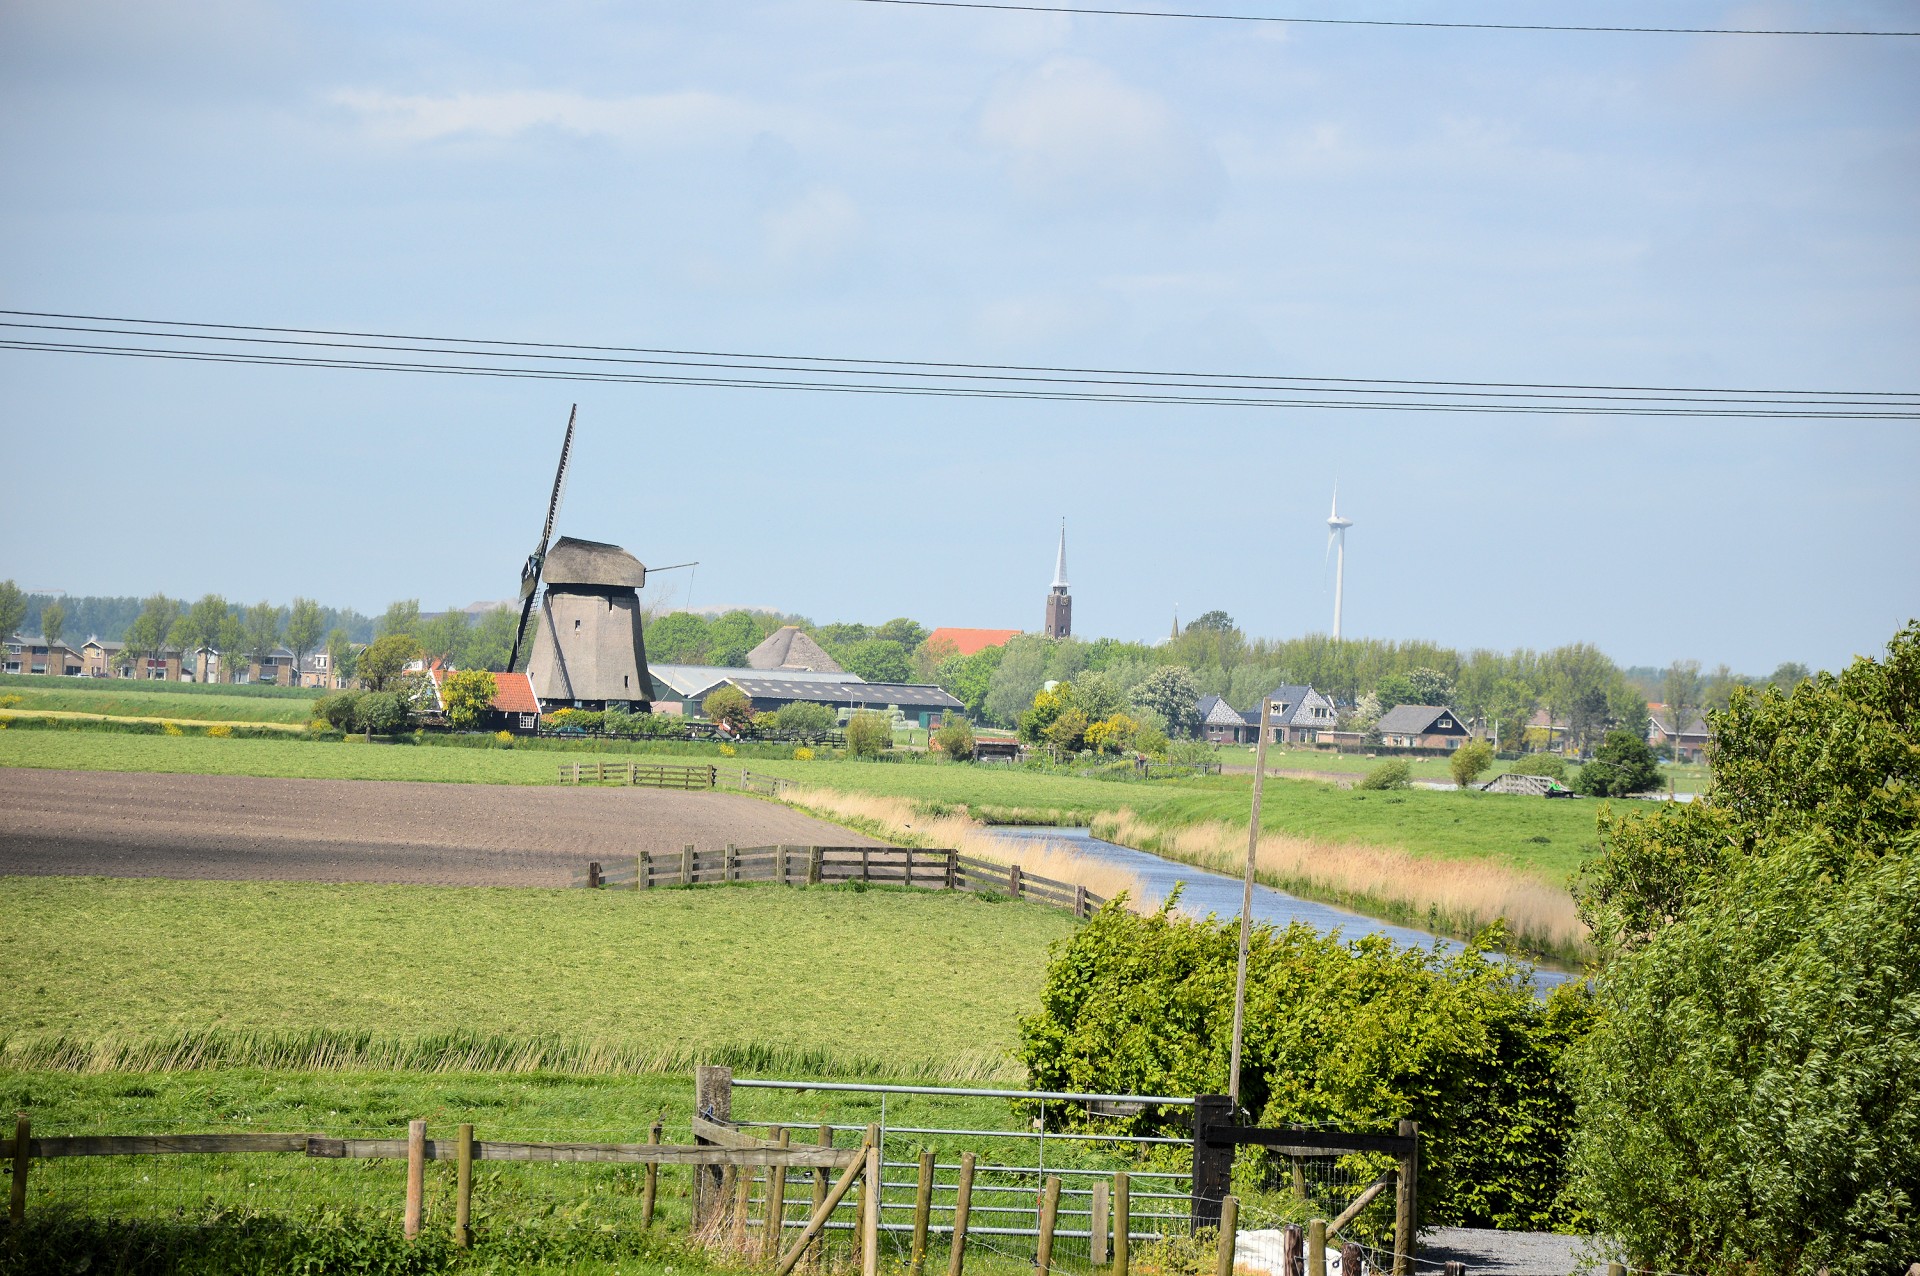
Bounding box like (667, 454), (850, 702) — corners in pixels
(508, 408), (654, 712)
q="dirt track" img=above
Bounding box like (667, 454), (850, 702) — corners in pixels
(0, 769), (879, 888)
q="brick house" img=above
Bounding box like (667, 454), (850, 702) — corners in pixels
(1374, 703), (1473, 751)
(4, 635), (85, 676)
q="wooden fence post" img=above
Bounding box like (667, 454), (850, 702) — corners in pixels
(1442, 1263), (1466, 1276)
(1341, 1242), (1361, 1276)
(808, 846), (823, 886)
(1605, 1264), (1625, 1276)
(861, 1142), (882, 1276)
(404, 1118), (427, 1240)
(9, 1113), (28, 1227)
(683, 844), (695, 887)
(911, 1148), (935, 1275)
(1074, 884), (1088, 919)
(1189, 1094), (1233, 1231)
(1307, 1219), (1326, 1276)
(1292, 1156), (1307, 1201)
(948, 1151), (976, 1276)
(945, 850), (957, 890)
(642, 1118), (662, 1227)
(1036, 1175), (1062, 1276)
(1214, 1194), (1238, 1276)
(774, 1131), (873, 1276)
(812, 1125), (832, 1266)
(1284, 1223), (1303, 1276)
(1114, 1171), (1130, 1276)
(639, 850), (653, 890)
(454, 1123), (474, 1248)
(588, 861), (602, 889)
(726, 843), (738, 882)
(693, 1065), (733, 1229)
(1008, 863), (1023, 900)
(1091, 1178), (1110, 1267)
(765, 1129), (792, 1254)
(1393, 1119), (1419, 1276)
(731, 1163), (752, 1250)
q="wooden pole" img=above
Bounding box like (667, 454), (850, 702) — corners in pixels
(1443, 1263), (1466, 1276)
(861, 1143), (882, 1276)
(1009, 863), (1023, 900)
(1091, 1178), (1110, 1267)
(774, 1131), (874, 1276)
(732, 1163), (752, 1250)
(1606, 1264), (1625, 1276)
(1036, 1175), (1062, 1276)
(726, 842), (738, 882)
(809, 846), (823, 886)
(910, 1148), (935, 1274)
(765, 1129), (792, 1254)
(1230, 694), (1274, 1107)
(1214, 1194), (1239, 1276)
(454, 1123), (474, 1248)
(9, 1113), (28, 1227)
(1113, 1171), (1130, 1276)
(1307, 1219), (1326, 1276)
(946, 1150), (975, 1276)
(812, 1124), (831, 1266)
(1284, 1223), (1303, 1276)
(642, 1119), (662, 1227)
(1291, 1156), (1307, 1201)
(1393, 1119), (1419, 1276)
(683, 843), (695, 886)
(1341, 1242), (1362, 1276)
(404, 1119), (427, 1240)
(694, 1065), (733, 1229)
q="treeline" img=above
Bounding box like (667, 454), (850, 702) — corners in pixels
(7, 591), (374, 645)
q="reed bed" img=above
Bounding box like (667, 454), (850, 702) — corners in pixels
(1090, 809), (1588, 962)
(0, 1027), (1020, 1081)
(781, 786), (1154, 908)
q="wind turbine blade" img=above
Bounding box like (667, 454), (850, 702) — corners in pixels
(1326, 529), (1335, 565)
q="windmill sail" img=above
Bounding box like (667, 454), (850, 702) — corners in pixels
(507, 405), (577, 672)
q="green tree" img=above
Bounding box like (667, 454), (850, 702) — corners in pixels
(354, 690), (411, 737)
(1083, 711), (1139, 754)
(844, 709), (893, 757)
(773, 701), (836, 734)
(835, 638), (913, 683)
(1659, 659), (1703, 755)
(933, 644), (1007, 720)
(933, 715), (976, 761)
(1508, 752), (1567, 780)
(1766, 660), (1812, 690)
(646, 612), (711, 664)
(284, 597), (323, 681)
(325, 628), (358, 688)
(874, 617), (928, 651)
(243, 601), (282, 680)
(1130, 666), (1202, 738)
(39, 600), (65, 659)
(1449, 740), (1495, 788)
(464, 607), (520, 671)
(0, 580), (26, 643)
(1186, 609), (1235, 631)
(1063, 671), (1127, 723)
(985, 637), (1052, 726)
(417, 607), (469, 669)
(1406, 666), (1456, 705)
(213, 611), (246, 682)
(1042, 707), (1089, 754)
(376, 599), (421, 640)
(123, 594), (181, 674)
(1374, 672), (1418, 709)
(701, 686), (755, 731)
(704, 611), (763, 666)
(180, 594), (230, 677)
(357, 633), (421, 692)
(1572, 730), (1661, 796)
(441, 669), (498, 730)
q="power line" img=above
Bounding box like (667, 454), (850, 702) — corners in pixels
(842, 0), (1920, 37)
(1, 311), (1914, 419)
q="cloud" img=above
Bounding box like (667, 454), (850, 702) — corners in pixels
(762, 185), (863, 266)
(329, 87), (789, 149)
(977, 58), (1224, 217)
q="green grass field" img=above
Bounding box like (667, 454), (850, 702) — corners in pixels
(0, 876), (1071, 1078)
(1218, 743), (1708, 793)
(0, 674), (315, 723)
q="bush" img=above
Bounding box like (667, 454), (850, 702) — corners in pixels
(793, 746), (815, 761)
(1356, 759), (1412, 790)
(545, 707), (604, 733)
(206, 724), (232, 738)
(1571, 730), (1661, 796)
(932, 716), (976, 761)
(844, 710), (892, 757)
(773, 700), (837, 734)
(441, 669), (497, 731)
(1449, 740), (1495, 788)
(702, 686), (755, 732)
(1508, 752), (1568, 780)
(313, 691), (364, 732)
(353, 691), (410, 736)
(1019, 903), (1593, 1230)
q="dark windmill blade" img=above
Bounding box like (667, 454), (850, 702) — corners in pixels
(507, 405), (577, 672)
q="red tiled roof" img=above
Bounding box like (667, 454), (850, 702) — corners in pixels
(926, 627), (1022, 657)
(491, 672), (538, 714)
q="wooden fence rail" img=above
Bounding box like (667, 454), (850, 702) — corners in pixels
(570, 845), (1104, 919)
(556, 761), (718, 789)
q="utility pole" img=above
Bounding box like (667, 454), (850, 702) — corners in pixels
(1228, 694), (1274, 1108)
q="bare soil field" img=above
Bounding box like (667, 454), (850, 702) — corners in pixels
(0, 768), (879, 887)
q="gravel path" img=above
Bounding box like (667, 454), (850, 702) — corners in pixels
(0, 768), (880, 888)
(1419, 1227), (1600, 1276)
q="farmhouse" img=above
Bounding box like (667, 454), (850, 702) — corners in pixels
(3, 634), (84, 676)
(1255, 684), (1339, 744)
(1647, 704), (1711, 762)
(1197, 694), (1255, 744)
(1374, 703), (1473, 751)
(644, 663), (962, 726)
(426, 666), (543, 732)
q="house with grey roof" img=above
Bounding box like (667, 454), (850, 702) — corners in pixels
(1253, 685), (1340, 744)
(1374, 703), (1473, 751)
(646, 663), (867, 712)
(1197, 694), (1255, 744)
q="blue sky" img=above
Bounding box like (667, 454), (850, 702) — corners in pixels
(2, 1), (1915, 673)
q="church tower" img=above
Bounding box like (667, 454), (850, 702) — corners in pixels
(1043, 520), (1072, 638)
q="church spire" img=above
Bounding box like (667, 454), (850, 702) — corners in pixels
(1044, 519), (1073, 638)
(1052, 518), (1068, 589)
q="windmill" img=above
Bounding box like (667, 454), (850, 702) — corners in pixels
(507, 405), (576, 673)
(1326, 487), (1354, 640)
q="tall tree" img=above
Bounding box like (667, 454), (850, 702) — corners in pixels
(181, 594), (231, 679)
(215, 611), (248, 682)
(1130, 666), (1202, 738)
(417, 607), (470, 669)
(1660, 659), (1703, 752)
(0, 580), (25, 644)
(325, 627), (358, 688)
(39, 600), (65, 660)
(243, 602), (281, 681)
(284, 597), (324, 681)
(464, 607), (520, 671)
(123, 594), (181, 675)
(377, 599), (421, 639)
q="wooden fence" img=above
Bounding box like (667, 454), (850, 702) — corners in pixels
(571, 845), (1105, 919)
(556, 761), (718, 789)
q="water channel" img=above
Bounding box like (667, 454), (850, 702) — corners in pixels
(981, 825), (1573, 992)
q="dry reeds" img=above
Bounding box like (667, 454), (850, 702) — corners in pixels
(1090, 810), (1588, 962)
(781, 787), (1152, 908)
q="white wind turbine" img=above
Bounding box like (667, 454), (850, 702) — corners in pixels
(1326, 487), (1354, 640)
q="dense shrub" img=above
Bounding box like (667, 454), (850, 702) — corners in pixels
(1019, 902), (1593, 1230)
(313, 691), (364, 732)
(1571, 730), (1661, 796)
(1508, 752), (1568, 780)
(932, 715), (976, 760)
(353, 692), (410, 736)
(1449, 740), (1495, 788)
(1355, 758), (1411, 790)
(544, 707), (604, 733)
(844, 709), (893, 757)
(702, 686), (755, 732)
(774, 700), (837, 734)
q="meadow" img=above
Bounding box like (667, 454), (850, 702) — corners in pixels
(0, 876), (1071, 1079)
(0, 672), (314, 724)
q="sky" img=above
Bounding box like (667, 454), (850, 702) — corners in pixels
(1, 0), (1915, 675)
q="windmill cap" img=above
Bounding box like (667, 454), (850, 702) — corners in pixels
(542, 536), (647, 588)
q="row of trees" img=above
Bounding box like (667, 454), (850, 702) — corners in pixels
(0, 587), (373, 649)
